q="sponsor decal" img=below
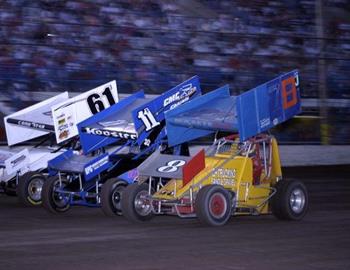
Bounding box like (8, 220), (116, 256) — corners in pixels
(83, 127), (137, 140)
(10, 155), (26, 168)
(85, 156), (109, 175)
(58, 118), (66, 126)
(16, 120), (49, 130)
(212, 168), (236, 186)
(163, 83), (197, 109)
(58, 124), (68, 131)
(59, 130), (69, 140)
(260, 118), (270, 129)
(5, 149), (30, 174)
(57, 114), (71, 140)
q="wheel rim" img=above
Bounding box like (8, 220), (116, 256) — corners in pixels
(209, 192), (227, 219)
(289, 188), (306, 214)
(27, 178), (44, 202)
(52, 180), (70, 208)
(134, 190), (152, 217)
(111, 185), (125, 211)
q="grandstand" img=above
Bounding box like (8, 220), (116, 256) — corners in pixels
(0, 0), (349, 144)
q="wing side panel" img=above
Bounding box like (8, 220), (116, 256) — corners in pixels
(237, 70), (301, 141)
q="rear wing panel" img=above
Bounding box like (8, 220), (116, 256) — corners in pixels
(52, 80), (118, 144)
(165, 70), (301, 145)
(4, 92), (69, 146)
(237, 70), (300, 141)
(78, 76), (201, 154)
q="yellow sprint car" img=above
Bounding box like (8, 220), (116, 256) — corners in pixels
(121, 70), (308, 226)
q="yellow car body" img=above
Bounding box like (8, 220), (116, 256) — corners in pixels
(145, 135), (281, 217)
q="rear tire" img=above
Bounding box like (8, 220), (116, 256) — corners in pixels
(17, 172), (46, 206)
(271, 179), (308, 220)
(195, 185), (232, 226)
(121, 183), (154, 222)
(42, 176), (71, 214)
(101, 178), (127, 216)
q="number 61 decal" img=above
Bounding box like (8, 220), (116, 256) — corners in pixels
(87, 87), (116, 114)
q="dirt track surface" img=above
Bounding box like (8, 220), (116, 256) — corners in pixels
(1, 166), (349, 270)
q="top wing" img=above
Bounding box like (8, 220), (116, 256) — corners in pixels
(4, 80), (119, 146)
(78, 76), (202, 154)
(165, 70), (301, 146)
(4, 92), (69, 146)
(78, 91), (149, 154)
(51, 80), (118, 144)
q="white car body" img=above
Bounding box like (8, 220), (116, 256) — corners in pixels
(0, 147), (65, 183)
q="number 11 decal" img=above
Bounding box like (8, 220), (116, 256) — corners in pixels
(138, 108), (160, 131)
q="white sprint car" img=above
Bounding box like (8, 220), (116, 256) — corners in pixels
(1, 80), (119, 206)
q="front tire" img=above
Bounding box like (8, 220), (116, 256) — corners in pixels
(17, 172), (46, 206)
(195, 185), (232, 226)
(121, 183), (154, 222)
(101, 178), (127, 216)
(271, 179), (308, 220)
(42, 176), (71, 214)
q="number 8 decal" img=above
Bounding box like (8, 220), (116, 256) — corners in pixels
(157, 160), (186, 173)
(281, 75), (298, 110)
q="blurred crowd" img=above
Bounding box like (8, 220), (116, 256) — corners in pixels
(0, 0), (349, 143)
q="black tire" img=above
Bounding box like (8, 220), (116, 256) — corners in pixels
(121, 183), (154, 222)
(271, 179), (308, 220)
(42, 176), (71, 214)
(17, 172), (46, 206)
(195, 185), (232, 226)
(101, 178), (127, 216)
